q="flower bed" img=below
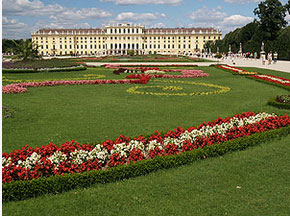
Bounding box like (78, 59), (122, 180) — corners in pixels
(268, 95), (290, 109)
(126, 79), (230, 96)
(250, 75), (290, 87)
(104, 64), (198, 68)
(2, 75), (150, 94)
(3, 74), (106, 83)
(217, 65), (258, 75)
(3, 112), (290, 184)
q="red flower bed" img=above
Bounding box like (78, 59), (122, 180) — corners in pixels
(250, 74), (290, 87)
(2, 112), (290, 183)
(2, 75), (151, 94)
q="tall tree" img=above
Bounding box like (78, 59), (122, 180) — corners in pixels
(254, 0), (288, 40)
(286, 0), (290, 14)
(13, 39), (39, 60)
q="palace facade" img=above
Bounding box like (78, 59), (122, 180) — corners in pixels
(31, 23), (222, 56)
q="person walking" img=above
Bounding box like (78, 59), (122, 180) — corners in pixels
(261, 52), (266, 65)
(254, 52), (258, 60)
(273, 51), (278, 64)
(268, 51), (272, 65)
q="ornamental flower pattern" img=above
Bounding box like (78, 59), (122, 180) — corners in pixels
(217, 65), (258, 75)
(250, 74), (290, 87)
(3, 112), (290, 183)
(2, 75), (151, 94)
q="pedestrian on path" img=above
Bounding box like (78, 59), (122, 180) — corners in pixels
(268, 51), (272, 65)
(261, 53), (266, 65)
(274, 52), (278, 64)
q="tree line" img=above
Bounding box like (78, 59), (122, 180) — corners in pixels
(206, 0), (290, 60)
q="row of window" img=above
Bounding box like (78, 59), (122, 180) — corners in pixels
(109, 28), (143, 34)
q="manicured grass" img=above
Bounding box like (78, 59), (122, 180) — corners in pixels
(3, 135), (290, 216)
(3, 66), (290, 152)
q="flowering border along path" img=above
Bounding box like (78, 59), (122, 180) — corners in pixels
(109, 65), (209, 78)
(250, 74), (290, 89)
(3, 112), (290, 184)
(217, 65), (258, 75)
(2, 74), (150, 94)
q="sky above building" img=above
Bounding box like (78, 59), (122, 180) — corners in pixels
(2, 0), (290, 39)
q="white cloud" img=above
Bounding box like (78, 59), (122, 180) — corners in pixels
(2, 17), (30, 39)
(151, 22), (166, 28)
(116, 12), (166, 21)
(189, 7), (254, 34)
(3, 0), (65, 16)
(221, 15), (254, 27)
(50, 8), (112, 21)
(224, 0), (260, 3)
(101, 0), (182, 5)
(189, 6), (227, 23)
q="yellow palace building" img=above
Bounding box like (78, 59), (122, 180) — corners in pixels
(31, 23), (222, 56)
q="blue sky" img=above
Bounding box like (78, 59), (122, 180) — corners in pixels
(2, 0), (290, 39)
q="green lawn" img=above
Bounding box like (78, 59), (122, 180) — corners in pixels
(2, 65), (290, 215)
(3, 134), (290, 216)
(2, 66), (290, 152)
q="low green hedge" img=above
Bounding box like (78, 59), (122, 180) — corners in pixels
(3, 126), (290, 202)
(2, 66), (86, 73)
(268, 97), (290, 109)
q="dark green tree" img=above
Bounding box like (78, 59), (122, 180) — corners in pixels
(12, 39), (39, 60)
(254, 0), (288, 40)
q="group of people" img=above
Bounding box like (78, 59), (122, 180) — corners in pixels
(261, 51), (279, 65)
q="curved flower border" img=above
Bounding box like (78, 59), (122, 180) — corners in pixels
(250, 74), (290, 87)
(126, 79), (231, 96)
(3, 74), (106, 83)
(3, 112), (290, 183)
(217, 65), (258, 75)
(2, 75), (151, 94)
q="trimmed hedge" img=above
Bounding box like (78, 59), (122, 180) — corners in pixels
(3, 126), (290, 202)
(268, 97), (290, 109)
(2, 66), (86, 73)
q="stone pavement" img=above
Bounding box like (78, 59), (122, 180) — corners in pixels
(210, 57), (290, 73)
(84, 57), (290, 73)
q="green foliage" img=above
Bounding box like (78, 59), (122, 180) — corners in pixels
(268, 97), (290, 109)
(127, 50), (135, 56)
(2, 39), (24, 54)
(254, 0), (288, 41)
(12, 39), (39, 60)
(2, 66), (86, 73)
(3, 126), (289, 202)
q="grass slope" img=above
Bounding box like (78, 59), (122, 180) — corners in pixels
(3, 135), (290, 216)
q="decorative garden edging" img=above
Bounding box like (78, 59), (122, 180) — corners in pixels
(126, 79), (230, 96)
(2, 74), (150, 94)
(3, 74), (106, 83)
(216, 65), (258, 75)
(2, 65), (86, 73)
(3, 113), (290, 202)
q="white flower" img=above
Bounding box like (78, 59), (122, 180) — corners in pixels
(47, 151), (67, 166)
(18, 152), (41, 169)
